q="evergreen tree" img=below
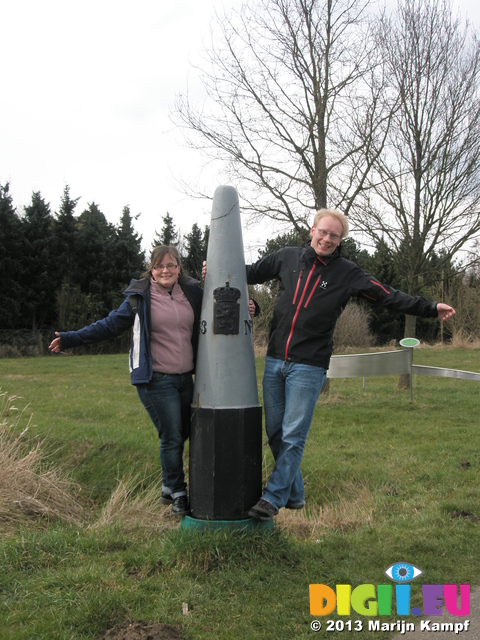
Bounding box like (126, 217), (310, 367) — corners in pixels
(365, 240), (404, 343)
(0, 182), (23, 329)
(73, 202), (117, 318)
(340, 237), (371, 270)
(203, 225), (210, 249)
(258, 228), (310, 258)
(151, 212), (178, 249)
(183, 222), (208, 279)
(114, 206), (146, 284)
(53, 184), (80, 284)
(21, 191), (56, 329)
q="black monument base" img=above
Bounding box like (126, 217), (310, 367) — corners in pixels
(189, 405), (262, 520)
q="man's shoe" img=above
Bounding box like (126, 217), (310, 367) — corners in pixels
(248, 498), (278, 521)
(160, 492), (173, 505)
(285, 499), (305, 510)
(172, 495), (190, 516)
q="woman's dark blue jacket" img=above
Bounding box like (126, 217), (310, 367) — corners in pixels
(58, 276), (203, 385)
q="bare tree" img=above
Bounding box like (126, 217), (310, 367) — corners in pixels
(350, 0), (480, 338)
(173, 0), (480, 354)
(173, 0), (390, 234)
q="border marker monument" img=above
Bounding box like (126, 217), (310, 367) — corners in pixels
(181, 186), (269, 531)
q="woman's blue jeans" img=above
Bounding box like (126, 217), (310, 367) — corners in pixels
(261, 356), (327, 510)
(136, 372), (193, 498)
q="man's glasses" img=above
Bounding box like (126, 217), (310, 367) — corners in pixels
(153, 263), (178, 271)
(315, 227), (342, 241)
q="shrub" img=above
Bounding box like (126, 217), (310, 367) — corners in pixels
(333, 302), (375, 352)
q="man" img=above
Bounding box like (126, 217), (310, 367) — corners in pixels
(246, 208), (455, 521)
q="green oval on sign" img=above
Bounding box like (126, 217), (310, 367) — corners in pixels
(399, 338), (420, 348)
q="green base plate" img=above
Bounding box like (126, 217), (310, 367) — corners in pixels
(180, 515), (274, 532)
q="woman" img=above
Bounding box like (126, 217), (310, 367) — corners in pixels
(50, 246), (203, 516)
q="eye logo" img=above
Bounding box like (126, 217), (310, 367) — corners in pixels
(384, 562), (423, 582)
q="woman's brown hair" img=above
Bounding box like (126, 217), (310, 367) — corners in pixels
(142, 245), (183, 279)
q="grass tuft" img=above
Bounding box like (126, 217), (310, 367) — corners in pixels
(91, 474), (178, 533)
(0, 390), (84, 533)
(277, 481), (376, 539)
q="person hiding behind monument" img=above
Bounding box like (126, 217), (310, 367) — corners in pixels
(245, 209), (456, 522)
(50, 246), (201, 516)
(50, 245), (258, 517)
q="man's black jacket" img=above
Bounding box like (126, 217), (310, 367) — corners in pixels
(247, 245), (437, 370)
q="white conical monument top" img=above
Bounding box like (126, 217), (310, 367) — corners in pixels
(193, 185), (260, 409)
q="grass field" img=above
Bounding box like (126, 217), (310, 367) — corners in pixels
(1, 346), (479, 639)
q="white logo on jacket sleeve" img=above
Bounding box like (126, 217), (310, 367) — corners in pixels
(130, 314), (141, 372)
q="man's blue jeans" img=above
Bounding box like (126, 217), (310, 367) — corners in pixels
(137, 372), (193, 498)
(262, 356), (327, 510)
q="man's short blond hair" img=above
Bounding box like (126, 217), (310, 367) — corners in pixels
(313, 209), (349, 239)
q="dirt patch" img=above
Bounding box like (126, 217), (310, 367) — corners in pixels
(98, 621), (184, 639)
(450, 509), (480, 522)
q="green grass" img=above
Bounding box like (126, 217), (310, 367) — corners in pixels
(1, 347), (479, 639)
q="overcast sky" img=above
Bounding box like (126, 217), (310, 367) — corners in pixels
(1, 0), (479, 259)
